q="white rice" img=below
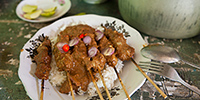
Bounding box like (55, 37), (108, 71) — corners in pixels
(48, 23), (124, 95)
(87, 60), (124, 96)
(49, 56), (66, 87)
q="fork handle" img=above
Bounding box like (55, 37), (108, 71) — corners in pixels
(179, 79), (200, 95)
(182, 60), (200, 70)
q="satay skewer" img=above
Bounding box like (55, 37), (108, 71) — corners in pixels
(39, 79), (44, 100)
(97, 67), (112, 100)
(88, 69), (104, 100)
(85, 33), (110, 100)
(32, 37), (52, 100)
(96, 33), (130, 99)
(113, 67), (131, 100)
(66, 72), (75, 100)
(101, 27), (168, 99)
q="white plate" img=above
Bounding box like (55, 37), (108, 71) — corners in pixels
(16, 0), (71, 23)
(19, 14), (149, 100)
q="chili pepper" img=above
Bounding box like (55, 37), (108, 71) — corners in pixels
(79, 33), (87, 38)
(62, 44), (70, 52)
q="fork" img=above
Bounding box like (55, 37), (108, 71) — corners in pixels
(139, 61), (200, 95)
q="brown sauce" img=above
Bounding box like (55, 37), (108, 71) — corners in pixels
(52, 24), (135, 94)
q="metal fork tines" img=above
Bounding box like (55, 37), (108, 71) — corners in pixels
(139, 61), (200, 95)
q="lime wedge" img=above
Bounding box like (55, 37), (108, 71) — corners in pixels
(22, 5), (37, 13)
(41, 11), (55, 17)
(43, 7), (57, 13)
(23, 13), (32, 19)
(30, 10), (42, 19)
(24, 10), (42, 19)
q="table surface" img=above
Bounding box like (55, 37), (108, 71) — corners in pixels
(0, 0), (199, 100)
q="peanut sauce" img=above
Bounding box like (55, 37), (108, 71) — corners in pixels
(52, 24), (135, 94)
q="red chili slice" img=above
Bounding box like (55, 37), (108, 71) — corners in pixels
(79, 33), (87, 39)
(62, 44), (70, 52)
(79, 34), (85, 38)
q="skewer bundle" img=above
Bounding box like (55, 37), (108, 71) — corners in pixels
(52, 24), (133, 100)
(28, 23), (167, 100)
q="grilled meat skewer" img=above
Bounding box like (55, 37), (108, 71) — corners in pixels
(98, 35), (131, 100)
(103, 28), (135, 61)
(34, 36), (52, 80)
(102, 26), (168, 99)
(85, 33), (106, 72)
(33, 36), (52, 100)
(85, 33), (111, 100)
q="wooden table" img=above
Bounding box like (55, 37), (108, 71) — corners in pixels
(0, 0), (199, 99)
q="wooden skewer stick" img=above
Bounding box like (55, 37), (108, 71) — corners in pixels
(97, 67), (112, 100)
(66, 72), (75, 100)
(131, 58), (168, 99)
(113, 67), (131, 100)
(88, 69), (104, 100)
(40, 79), (44, 100)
